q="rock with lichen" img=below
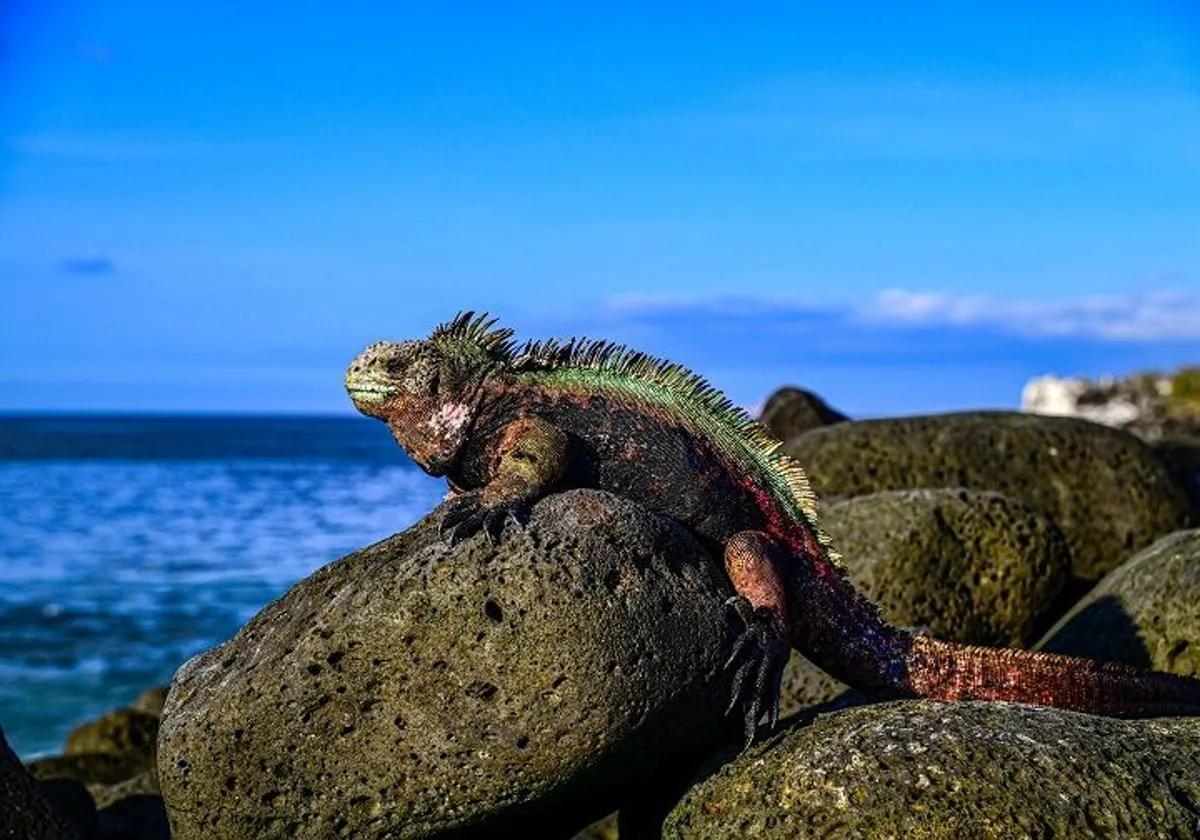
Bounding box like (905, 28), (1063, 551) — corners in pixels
(784, 411), (1191, 584)
(824, 488), (1070, 648)
(663, 701), (1200, 839)
(1038, 529), (1200, 676)
(777, 488), (1071, 716)
(158, 489), (740, 840)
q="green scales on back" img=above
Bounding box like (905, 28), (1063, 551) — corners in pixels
(428, 310), (841, 564)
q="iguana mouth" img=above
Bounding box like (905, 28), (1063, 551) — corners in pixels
(346, 384), (390, 404)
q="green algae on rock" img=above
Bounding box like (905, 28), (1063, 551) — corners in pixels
(823, 488), (1070, 648)
(1038, 529), (1200, 677)
(784, 411), (1192, 583)
(663, 700), (1200, 839)
(777, 488), (1072, 718)
(158, 489), (739, 840)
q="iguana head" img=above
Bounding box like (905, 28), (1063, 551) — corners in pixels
(345, 312), (515, 475)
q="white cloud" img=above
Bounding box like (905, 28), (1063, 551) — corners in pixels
(862, 287), (1200, 341)
(588, 284), (1200, 344)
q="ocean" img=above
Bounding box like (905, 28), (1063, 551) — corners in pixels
(0, 415), (445, 758)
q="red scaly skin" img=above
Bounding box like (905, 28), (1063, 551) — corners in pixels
(346, 313), (1200, 744)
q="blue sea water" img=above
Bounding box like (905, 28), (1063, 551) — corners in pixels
(0, 415), (444, 758)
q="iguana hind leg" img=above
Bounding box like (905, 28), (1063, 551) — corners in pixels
(723, 530), (791, 747)
(440, 416), (569, 544)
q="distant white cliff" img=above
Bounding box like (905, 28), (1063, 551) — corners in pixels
(1021, 369), (1200, 439)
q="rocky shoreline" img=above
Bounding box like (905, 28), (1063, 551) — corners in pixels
(5, 394), (1200, 839)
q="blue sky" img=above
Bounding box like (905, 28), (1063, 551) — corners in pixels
(1, 2), (1198, 416)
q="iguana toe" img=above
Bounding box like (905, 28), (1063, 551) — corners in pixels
(439, 492), (529, 545)
(724, 596), (788, 749)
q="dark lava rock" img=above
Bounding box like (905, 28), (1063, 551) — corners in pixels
(97, 794), (170, 840)
(64, 709), (159, 765)
(663, 701), (1200, 839)
(26, 752), (151, 787)
(824, 489), (1070, 648)
(759, 386), (849, 442)
(158, 490), (737, 840)
(130, 686), (170, 718)
(1154, 436), (1200, 519)
(1038, 529), (1200, 676)
(785, 411), (1192, 583)
(1, 725), (80, 839)
(37, 779), (98, 840)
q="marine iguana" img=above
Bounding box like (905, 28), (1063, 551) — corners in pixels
(345, 311), (1200, 743)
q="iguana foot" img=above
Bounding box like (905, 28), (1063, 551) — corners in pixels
(724, 595), (789, 749)
(439, 491), (530, 545)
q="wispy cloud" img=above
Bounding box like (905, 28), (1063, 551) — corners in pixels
(60, 257), (116, 276)
(596, 286), (1200, 343)
(860, 287), (1200, 341)
(515, 287), (1199, 414)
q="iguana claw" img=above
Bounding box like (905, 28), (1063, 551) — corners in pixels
(724, 595), (788, 749)
(439, 491), (529, 545)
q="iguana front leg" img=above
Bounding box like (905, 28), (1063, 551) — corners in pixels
(722, 530), (791, 746)
(440, 416), (569, 544)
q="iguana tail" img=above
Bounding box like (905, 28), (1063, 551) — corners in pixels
(898, 635), (1200, 717)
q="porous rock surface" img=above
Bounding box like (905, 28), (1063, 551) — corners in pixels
(824, 488), (1070, 648)
(778, 488), (1072, 716)
(825, 489), (1070, 648)
(663, 700), (1200, 839)
(1038, 529), (1200, 676)
(785, 411), (1192, 582)
(158, 489), (737, 839)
